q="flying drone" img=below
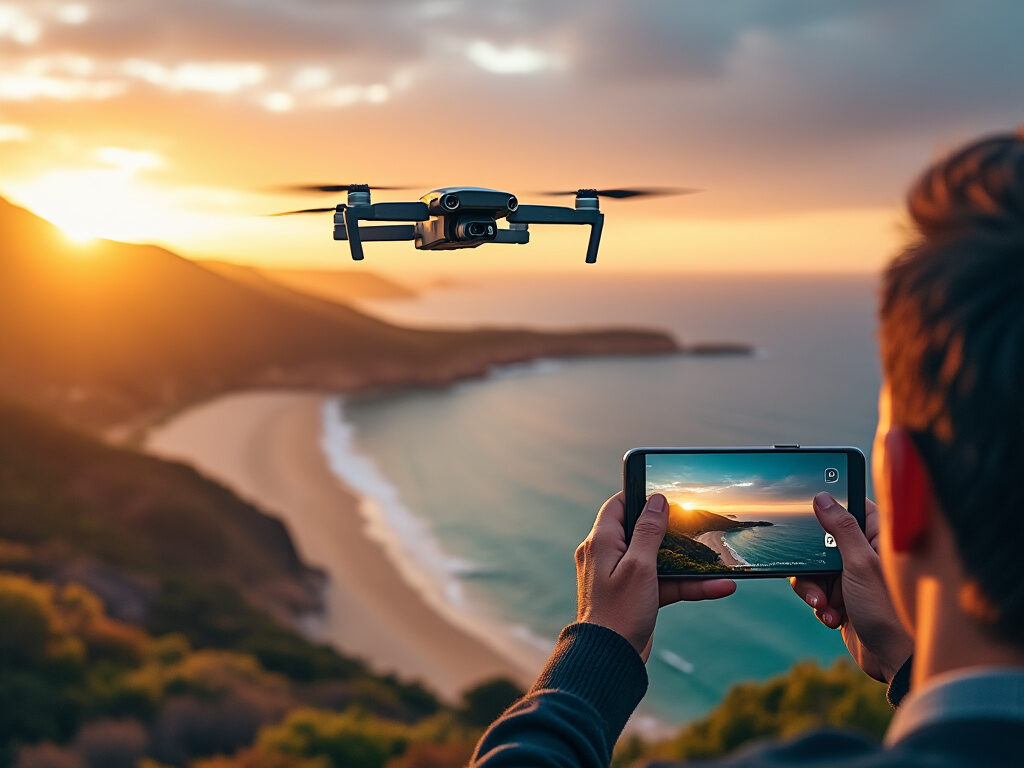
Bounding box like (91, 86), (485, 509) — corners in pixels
(271, 184), (700, 263)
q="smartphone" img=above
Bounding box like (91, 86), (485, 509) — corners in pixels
(623, 446), (866, 578)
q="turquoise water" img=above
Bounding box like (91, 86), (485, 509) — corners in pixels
(722, 514), (840, 571)
(335, 273), (881, 724)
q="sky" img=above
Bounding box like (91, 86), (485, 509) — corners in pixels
(1, 1), (1022, 276)
(646, 452), (850, 516)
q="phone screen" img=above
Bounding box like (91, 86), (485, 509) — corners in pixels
(643, 451), (850, 575)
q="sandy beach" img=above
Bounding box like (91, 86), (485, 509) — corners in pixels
(144, 390), (542, 700)
(694, 531), (745, 568)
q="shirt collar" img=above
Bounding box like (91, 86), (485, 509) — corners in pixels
(885, 666), (1024, 745)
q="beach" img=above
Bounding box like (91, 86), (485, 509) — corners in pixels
(694, 531), (746, 568)
(144, 390), (543, 701)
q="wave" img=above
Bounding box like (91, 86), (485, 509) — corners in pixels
(319, 396), (555, 667)
(320, 397), (474, 608)
(720, 533), (752, 566)
(658, 649), (695, 675)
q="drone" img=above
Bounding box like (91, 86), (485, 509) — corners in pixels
(270, 184), (700, 263)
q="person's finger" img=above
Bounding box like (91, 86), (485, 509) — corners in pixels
(591, 492), (625, 538)
(659, 578), (736, 606)
(811, 579), (846, 629)
(622, 494), (669, 564)
(813, 492), (875, 570)
(790, 576), (828, 611)
(864, 498), (881, 551)
(815, 606), (843, 629)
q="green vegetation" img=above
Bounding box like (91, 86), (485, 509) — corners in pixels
(616, 659), (891, 766)
(657, 531), (732, 573)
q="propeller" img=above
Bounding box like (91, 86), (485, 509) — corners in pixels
(537, 187), (702, 199)
(276, 183), (415, 194)
(267, 207), (338, 217)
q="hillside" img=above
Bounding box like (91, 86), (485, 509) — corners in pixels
(666, 504), (772, 537)
(657, 504), (772, 573)
(0, 401), (531, 765)
(249, 265), (418, 302)
(658, 530), (728, 573)
(0, 399), (320, 627)
(0, 197), (677, 431)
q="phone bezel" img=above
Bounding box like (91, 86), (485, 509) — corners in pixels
(623, 446), (867, 579)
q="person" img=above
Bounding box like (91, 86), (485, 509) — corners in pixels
(470, 130), (1024, 767)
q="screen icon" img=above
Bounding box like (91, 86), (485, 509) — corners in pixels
(824, 467), (839, 483)
(824, 533), (837, 548)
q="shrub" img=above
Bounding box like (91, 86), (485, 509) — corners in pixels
(457, 678), (524, 728)
(72, 718), (147, 768)
(638, 659), (891, 764)
(256, 708), (409, 768)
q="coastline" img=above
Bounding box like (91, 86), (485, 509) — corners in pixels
(694, 531), (747, 568)
(144, 390), (545, 700)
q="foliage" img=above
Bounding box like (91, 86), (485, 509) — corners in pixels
(627, 659), (891, 765)
(0, 573), (148, 749)
(147, 578), (365, 684)
(457, 678), (524, 728)
(255, 708), (409, 768)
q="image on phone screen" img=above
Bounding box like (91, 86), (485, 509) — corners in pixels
(645, 452), (850, 574)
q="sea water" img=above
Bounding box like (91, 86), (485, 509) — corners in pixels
(326, 273), (880, 724)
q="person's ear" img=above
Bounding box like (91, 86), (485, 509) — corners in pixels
(883, 428), (933, 552)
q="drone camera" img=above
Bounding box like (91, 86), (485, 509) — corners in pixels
(507, 195), (519, 212)
(454, 217), (498, 241)
(441, 193), (461, 211)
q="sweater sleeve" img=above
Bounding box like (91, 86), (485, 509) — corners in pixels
(470, 622), (649, 768)
(886, 654), (913, 709)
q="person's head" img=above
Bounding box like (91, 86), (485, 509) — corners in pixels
(874, 130), (1024, 650)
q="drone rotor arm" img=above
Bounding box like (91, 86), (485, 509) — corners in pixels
(332, 223), (417, 242)
(336, 201), (430, 260)
(507, 204), (605, 263)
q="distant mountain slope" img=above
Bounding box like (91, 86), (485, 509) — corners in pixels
(666, 504), (772, 537)
(247, 265), (418, 302)
(0, 197), (676, 429)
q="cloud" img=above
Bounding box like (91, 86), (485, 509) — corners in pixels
(0, 4), (41, 44)
(3, 0), (1023, 216)
(0, 124), (31, 142)
(465, 40), (564, 74)
(95, 146), (163, 172)
(121, 59), (266, 94)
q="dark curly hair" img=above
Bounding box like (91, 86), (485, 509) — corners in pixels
(880, 129), (1024, 644)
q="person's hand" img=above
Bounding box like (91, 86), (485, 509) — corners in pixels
(790, 493), (913, 683)
(574, 492), (736, 661)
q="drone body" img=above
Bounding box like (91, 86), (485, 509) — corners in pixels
(271, 183), (699, 263)
(332, 185), (603, 262)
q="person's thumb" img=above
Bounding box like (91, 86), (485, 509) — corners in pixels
(813, 492), (872, 563)
(627, 493), (669, 561)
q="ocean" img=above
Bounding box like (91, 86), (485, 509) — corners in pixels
(721, 514), (841, 571)
(325, 273), (881, 724)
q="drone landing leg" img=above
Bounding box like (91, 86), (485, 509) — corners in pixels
(585, 213), (604, 264)
(343, 207), (364, 261)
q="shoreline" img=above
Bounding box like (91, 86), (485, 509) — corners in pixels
(694, 531), (747, 568)
(144, 390), (546, 701)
